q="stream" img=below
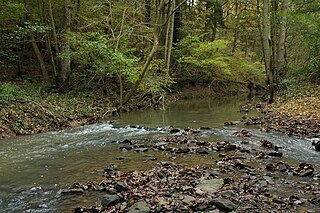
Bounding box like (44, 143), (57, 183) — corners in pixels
(0, 96), (319, 212)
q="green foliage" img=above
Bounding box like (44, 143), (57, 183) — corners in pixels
(287, 4), (320, 83)
(140, 59), (175, 94)
(0, 2), (25, 65)
(177, 36), (232, 76)
(17, 22), (50, 35)
(69, 32), (111, 75)
(0, 2), (25, 28)
(69, 32), (140, 83)
(112, 50), (140, 83)
(176, 35), (265, 87)
(0, 32), (20, 65)
(0, 83), (23, 103)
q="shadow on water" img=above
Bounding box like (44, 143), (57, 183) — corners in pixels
(0, 95), (318, 212)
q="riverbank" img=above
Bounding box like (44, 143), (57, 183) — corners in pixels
(0, 83), (113, 139)
(242, 84), (320, 138)
(0, 81), (170, 139)
(0, 81), (252, 139)
(1, 82), (319, 139)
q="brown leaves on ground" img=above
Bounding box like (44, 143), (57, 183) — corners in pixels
(271, 94), (320, 123)
(0, 95), (113, 138)
(245, 85), (320, 137)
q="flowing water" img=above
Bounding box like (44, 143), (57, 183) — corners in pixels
(0, 96), (319, 212)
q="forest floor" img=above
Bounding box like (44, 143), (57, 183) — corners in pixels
(241, 84), (320, 138)
(0, 81), (167, 139)
(0, 86), (114, 139)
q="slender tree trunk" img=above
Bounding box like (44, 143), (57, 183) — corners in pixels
(232, 0), (240, 53)
(38, 0), (44, 22)
(166, 0), (175, 73)
(173, 0), (182, 43)
(276, 0), (288, 81)
(211, 24), (217, 41)
(48, 0), (60, 81)
(116, 8), (127, 107)
(270, 0), (278, 84)
(120, 33), (159, 108)
(262, 0), (274, 103)
(120, 0), (164, 108)
(119, 0), (187, 109)
(46, 35), (57, 76)
(29, 32), (50, 83)
(145, 0), (151, 26)
(75, 0), (81, 30)
(165, 0), (175, 73)
(38, 0), (57, 77)
(48, 0), (59, 55)
(25, 0), (50, 83)
(59, 0), (71, 91)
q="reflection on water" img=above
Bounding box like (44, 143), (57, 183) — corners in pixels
(112, 96), (255, 128)
(0, 95), (318, 212)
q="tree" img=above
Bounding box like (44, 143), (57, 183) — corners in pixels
(145, 0), (151, 26)
(276, 0), (288, 81)
(0, 2), (25, 70)
(120, 0), (187, 108)
(262, 0), (274, 103)
(57, 0), (72, 91)
(204, 0), (225, 41)
(286, 0), (320, 83)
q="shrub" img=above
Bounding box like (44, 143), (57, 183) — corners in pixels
(0, 83), (23, 103)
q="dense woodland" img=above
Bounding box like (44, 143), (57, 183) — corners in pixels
(0, 0), (319, 118)
(1, 0), (318, 101)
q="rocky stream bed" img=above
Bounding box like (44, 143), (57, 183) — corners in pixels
(57, 117), (320, 213)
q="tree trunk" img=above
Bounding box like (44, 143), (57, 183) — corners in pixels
(262, 0), (274, 103)
(38, 0), (57, 77)
(173, 0), (182, 43)
(120, 32), (159, 108)
(75, 0), (81, 30)
(276, 0), (288, 81)
(59, 0), (71, 91)
(30, 31), (50, 84)
(270, 0), (278, 84)
(48, 0), (59, 80)
(48, 0), (59, 55)
(118, 0), (187, 109)
(120, 0), (165, 108)
(145, 0), (151, 26)
(158, 0), (167, 46)
(232, 0), (240, 53)
(165, 0), (175, 73)
(116, 8), (127, 107)
(25, 0), (50, 83)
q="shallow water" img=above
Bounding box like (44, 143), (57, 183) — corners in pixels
(0, 96), (318, 212)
